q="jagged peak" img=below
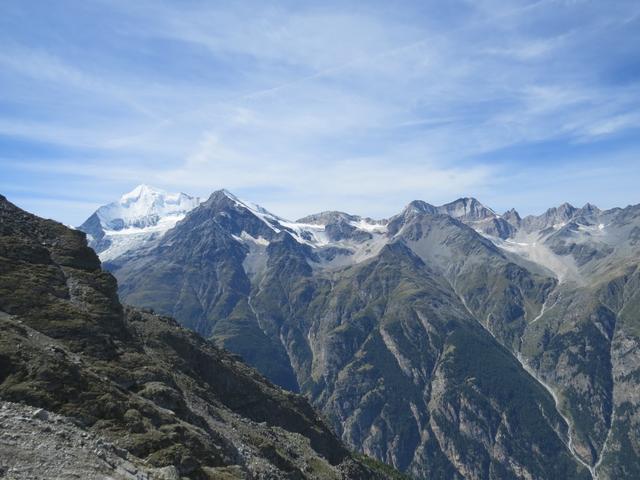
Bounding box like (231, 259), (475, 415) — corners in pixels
(538, 202), (576, 218)
(503, 208), (521, 219)
(556, 202), (576, 213)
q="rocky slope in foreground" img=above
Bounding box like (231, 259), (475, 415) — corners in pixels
(0, 194), (398, 480)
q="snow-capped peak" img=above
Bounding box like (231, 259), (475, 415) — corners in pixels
(218, 189), (284, 233)
(79, 185), (201, 262)
(119, 184), (165, 204)
(221, 189), (280, 219)
(96, 184), (200, 231)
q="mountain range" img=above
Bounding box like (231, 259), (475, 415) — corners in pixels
(73, 185), (640, 479)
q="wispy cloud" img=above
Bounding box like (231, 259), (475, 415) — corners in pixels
(0, 0), (639, 225)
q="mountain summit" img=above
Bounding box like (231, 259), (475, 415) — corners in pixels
(100, 184), (198, 229)
(78, 184), (200, 261)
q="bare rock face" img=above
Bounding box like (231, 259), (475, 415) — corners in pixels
(0, 195), (397, 480)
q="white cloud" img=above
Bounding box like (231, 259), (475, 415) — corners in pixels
(583, 113), (640, 137)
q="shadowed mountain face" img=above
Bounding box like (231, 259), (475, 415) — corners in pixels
(0, 194), (399, 480)
(91, 188), (640, 479)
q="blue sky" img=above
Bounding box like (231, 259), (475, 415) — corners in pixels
(1, 0), (639, 225)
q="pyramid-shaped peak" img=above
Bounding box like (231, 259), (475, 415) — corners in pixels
(580, 202), (600, 213)
(206, 189), (235, 202)
(438, 197), (496, 220)
(404, 200), (437, 214)
(204, 189), (282, 223)
(205, 189), (254, 208)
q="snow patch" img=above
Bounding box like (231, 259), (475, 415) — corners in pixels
(222, 190), (388, 251)
(232, 231), (270, 246)
(350, 219), (388, 233)
(279, 221), (331, 246)
(484, 233), (581, 283)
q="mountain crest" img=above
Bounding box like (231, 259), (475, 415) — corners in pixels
(503, 208), (522, 225)
(438, 197), (497, 221)
(78, 185), (200, 262)
(296, 211), (359, 225)
(579, 202), (601, 216)
(405, 200), (437, 214)
(120, 183), (164, 202)
(207, 189), (282, 221)
(540, 202), (577, 225)
(94, 184), (199, 231)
